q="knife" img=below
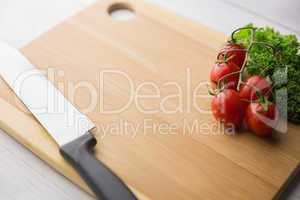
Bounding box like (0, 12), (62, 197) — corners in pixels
(0, 41), (137, 200)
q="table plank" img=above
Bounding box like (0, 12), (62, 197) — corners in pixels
(222, 0), (300, 33)
(0, 130), (93, 200)
(150, 0), (299, 36)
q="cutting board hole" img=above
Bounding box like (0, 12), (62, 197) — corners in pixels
(108, 3), (135, 20)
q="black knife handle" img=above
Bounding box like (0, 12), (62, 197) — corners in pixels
(60, 133), (137, 200)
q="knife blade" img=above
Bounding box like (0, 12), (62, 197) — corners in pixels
(0, 41), (136, 200)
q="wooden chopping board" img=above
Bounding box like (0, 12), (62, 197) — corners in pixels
(0, 0), (299, 199)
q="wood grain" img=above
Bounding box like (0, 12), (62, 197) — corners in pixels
(0, 0), (299, 199)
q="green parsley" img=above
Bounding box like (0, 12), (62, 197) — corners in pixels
(233, 24), (300, 123)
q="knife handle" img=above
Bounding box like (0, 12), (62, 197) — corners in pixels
(60, 133), (137, 200)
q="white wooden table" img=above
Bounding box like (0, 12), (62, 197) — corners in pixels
(0, 0), (299, 199)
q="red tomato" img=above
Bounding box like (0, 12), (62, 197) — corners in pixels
(218, 43), (246, 68)
(245, 102), (278, 136)
(239, 75), (272, 102)
(210, 62), (240, 90)
(211, 89), (244, 128)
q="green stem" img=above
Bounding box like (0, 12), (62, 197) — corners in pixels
(215, 26), (277, 94)
(230, 27), (256, 43)
(236, 29), (256, 90)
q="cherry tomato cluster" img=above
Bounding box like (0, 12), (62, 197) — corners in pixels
(210, 42), (279, 136)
